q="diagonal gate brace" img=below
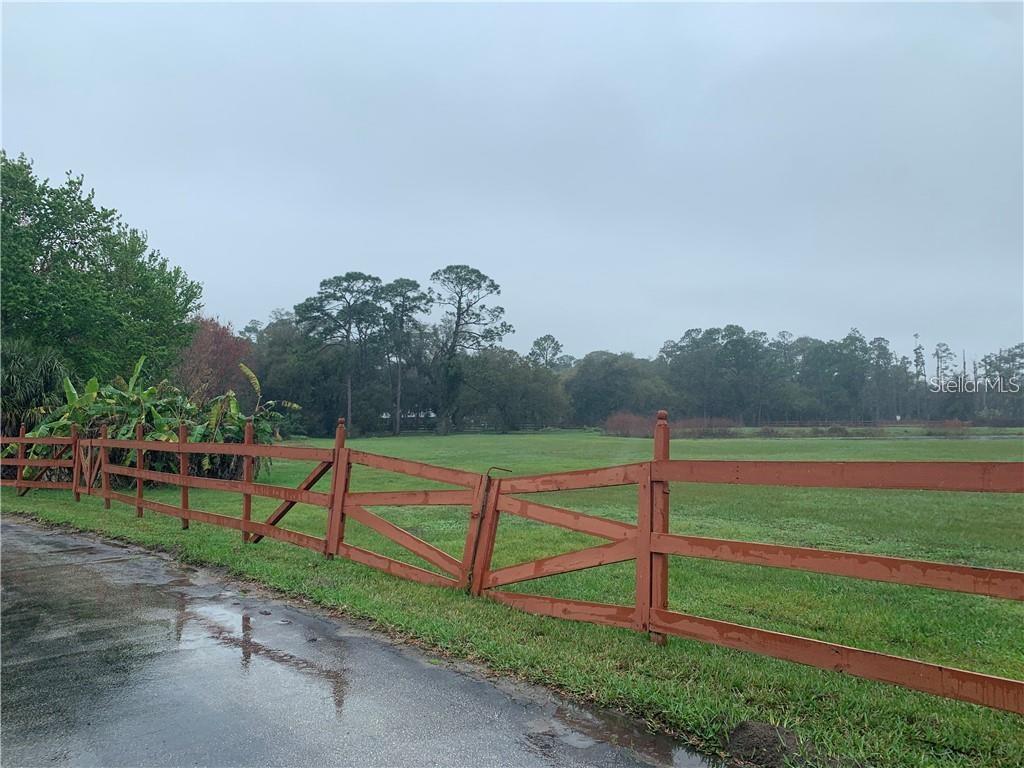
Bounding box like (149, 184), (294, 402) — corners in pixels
(249, 461), (333, 544)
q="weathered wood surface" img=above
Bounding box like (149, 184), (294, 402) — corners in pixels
(0, 479), (73, 490)
(134, 423), (144, 518)
(324, 422), (349, 556)
(345, 503), (463, 577)
(0, 436), (73, 446)
(347, 490), (475, 507)
(501, 464), (645, 494)
(484, 538), (636, 589)
(242, 420), (254, 542)
(106, 490), (324, 551)
(0, 458), (74, 468)
(335, 542), (458, 588)
(653, 460), (1024, 493)
(94, 439), (333, 462)
(487, 592), (636, 630)
(650, 608), (1024, 714)
(179, 423), (190, 530)
(250, 461), (332, 544)
(496, 496), (634, 540)
(652, 532), (1024, 600)
(103, 465), (332, 506)
(347, 449), (480, 489)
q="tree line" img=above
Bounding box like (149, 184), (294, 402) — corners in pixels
(235, 289), (1023, 435)
(3, 151), (1021, 436)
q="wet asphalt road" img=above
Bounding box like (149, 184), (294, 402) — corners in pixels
(1, 519), (710, 767)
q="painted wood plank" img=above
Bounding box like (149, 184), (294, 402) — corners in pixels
(97, 439), (333, 462)
(345, 503), (462, 577)
(650, 608), (1024, 714)
(347, 450), (480, 489)
(653, 460), (1024, 493)
(335, 542), (459, 588)
(501, 464), (645, 494)
(483, 538), (636, 589)
(651, 533), (1024, 600)
(496, 496), (634, 540)
(346, 490), (475, 507)
(486, 591), (635, 630)
(250, 461), (332, 544)
(104, 465), (331, 505)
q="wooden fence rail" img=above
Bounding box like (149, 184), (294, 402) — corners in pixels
(58, 419), (484, 588)
(0, 427), (77, 494)
(466, 411), (1024, 714)
(1, 413), (1022, 714)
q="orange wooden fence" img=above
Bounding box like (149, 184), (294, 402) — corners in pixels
(0, 425), (78, 495)
(2, 413), (1022, 714)
(65, 419), (485, 588)
(467, 412), (1024, 714)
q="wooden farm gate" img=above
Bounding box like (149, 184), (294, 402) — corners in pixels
(64, 419), (486, 588)
(467, 412), (1024, 714)
(2, 412), (1023, 714)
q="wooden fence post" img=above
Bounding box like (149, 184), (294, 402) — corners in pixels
(15, 423), (26, 493)
(470, 481), (502, 596)
(71, 424), (81, 502)
(325, 418), (348, 557)
(100, 425), (111, 509)
(242, 419), (254, 543)
(179, 423), (190, 530)
(650, 410), (670, 644)
(635, 461), (654, 632)
(460, 474), (492, 590)
(135, 422), (144, 518)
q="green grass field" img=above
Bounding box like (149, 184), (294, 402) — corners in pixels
(3, 432), (1022, 767)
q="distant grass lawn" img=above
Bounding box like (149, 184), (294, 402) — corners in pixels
(3, 432), (1022, 767)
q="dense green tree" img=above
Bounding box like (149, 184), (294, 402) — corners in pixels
(978, 344), (1024, 422)
(427, 265), (513, 434)
(565, 352), (671, 426)
(528, 334), (576, 371)
(378, 279), (432, 435)
(294, 272), (383, 427)
(461, 348), (567, 431)
(1, 153), (202, 379)
(246, 311), (345, 435)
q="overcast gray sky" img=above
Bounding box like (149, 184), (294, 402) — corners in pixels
(3, 2), (1021, 360)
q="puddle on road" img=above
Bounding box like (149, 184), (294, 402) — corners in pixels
(1, 520), (715, 767)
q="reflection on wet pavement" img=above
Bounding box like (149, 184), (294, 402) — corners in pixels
(1, 519), (713, 767)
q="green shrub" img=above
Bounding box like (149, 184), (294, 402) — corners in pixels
(8, 357), (298, 483)
(0, 338), (69, 436)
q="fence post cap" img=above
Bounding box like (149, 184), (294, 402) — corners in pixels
(656, 410), (669, 421)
